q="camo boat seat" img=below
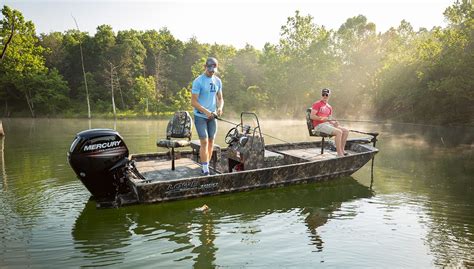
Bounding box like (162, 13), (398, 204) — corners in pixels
(306, 108), (333, 154)
(157, 111), (193, 170)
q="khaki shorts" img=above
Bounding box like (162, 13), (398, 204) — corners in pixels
(314, 122), (336, 135)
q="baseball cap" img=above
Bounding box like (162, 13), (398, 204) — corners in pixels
(206, 57), (218, 72)
(321, 88), (331, 95)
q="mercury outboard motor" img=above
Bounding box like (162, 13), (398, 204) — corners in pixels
(68, 129), (131, 200)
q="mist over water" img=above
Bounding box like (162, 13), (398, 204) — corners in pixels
(0, 118), (472, 267)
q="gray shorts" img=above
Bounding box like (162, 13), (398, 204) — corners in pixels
(314, 122), (336, 135)
(194, 115), (217, 139)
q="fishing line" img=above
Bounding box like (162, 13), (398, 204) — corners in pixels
(214, 115), (377, 144)
(214, 115), (377, 157)
(213, 115), (295, 144)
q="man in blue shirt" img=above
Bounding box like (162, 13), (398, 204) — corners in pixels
(191, 57), (224, 175)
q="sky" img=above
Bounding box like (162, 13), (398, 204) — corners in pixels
(3, 0), (455, 49)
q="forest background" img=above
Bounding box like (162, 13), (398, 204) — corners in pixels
(0, 1), (472, 125)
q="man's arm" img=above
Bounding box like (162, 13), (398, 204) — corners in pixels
(216, 91), (224, 116)
(310, 108), (329, 121)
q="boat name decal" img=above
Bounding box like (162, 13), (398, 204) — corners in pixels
(83, 140), (122, 151)
(166, 181), (219, 193)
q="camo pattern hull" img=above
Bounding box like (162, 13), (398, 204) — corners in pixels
(128, 141), (377, 204)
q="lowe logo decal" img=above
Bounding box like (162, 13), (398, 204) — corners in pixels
(84, 141), (122, 151)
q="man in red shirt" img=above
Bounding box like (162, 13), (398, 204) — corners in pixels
(310, 88), (349, 157)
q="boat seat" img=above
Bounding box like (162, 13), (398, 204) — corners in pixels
(156, 111), (193, 170)
(306, 108), (333, 154)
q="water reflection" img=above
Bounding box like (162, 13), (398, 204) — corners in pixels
(375, 124), (474, 267)
(192, 212), (217, 267)
(72, 177), (373, 267)
(72, 202), (133, 266)
(302, 207), (329, 252)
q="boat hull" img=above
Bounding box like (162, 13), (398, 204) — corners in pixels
(126, 141), (377, 204)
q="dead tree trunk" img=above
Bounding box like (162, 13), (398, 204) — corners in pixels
(110, 63), (117, 119)
(72, 16), (91, 119)
(25, 90), (35, 118)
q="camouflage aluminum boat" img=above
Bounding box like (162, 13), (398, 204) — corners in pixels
(68, 112), (378, 207)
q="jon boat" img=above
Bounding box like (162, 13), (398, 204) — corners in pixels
(68, 112), (378, 208)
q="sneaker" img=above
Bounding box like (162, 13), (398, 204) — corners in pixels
(201, 170), (209, 176)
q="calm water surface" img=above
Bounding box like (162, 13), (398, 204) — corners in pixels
(0, 118), (472, 268)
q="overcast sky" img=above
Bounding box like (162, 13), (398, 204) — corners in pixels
(4, 0), (454, 49)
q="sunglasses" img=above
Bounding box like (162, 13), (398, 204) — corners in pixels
(322, 93), (329, 97)
(207, 64), (217, 68)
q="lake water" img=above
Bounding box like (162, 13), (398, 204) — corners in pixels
(0, 118), (472, 268)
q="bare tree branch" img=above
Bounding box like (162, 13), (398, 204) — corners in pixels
(0, 21), (15, 61)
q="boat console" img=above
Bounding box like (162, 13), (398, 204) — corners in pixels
(225, 112), (272, 172)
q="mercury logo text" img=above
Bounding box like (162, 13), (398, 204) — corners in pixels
(84, 141), (122, 151)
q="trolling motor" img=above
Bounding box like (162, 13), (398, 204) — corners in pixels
(68, 129), (140, 200)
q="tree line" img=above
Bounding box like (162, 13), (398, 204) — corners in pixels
(0, 1), (472, 125)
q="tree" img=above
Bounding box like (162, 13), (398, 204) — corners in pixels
(262, 10), (333, 116)
(112, 30), (146, 109)
(0, 6), (47, 117)
(39, 32), (66, 71)
(132, 76), (156, 113)
(333, 15), (380, 117)
(0, 9), (14, 61)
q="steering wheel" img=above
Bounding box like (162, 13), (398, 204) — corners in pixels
(225, 127), (239, 145)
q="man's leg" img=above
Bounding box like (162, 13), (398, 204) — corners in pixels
(207, 139), (214, 162)
(206, 118), (217, 165)
(199, 138), (210, 174)
(195, 116), (210, 174)
(340, 127), (349, 153)
(199, 138), (209, 163)
(332, 128), (344, 157)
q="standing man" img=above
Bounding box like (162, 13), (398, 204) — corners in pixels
(310, 88), (349, 157)
(191, 57), (224, 175)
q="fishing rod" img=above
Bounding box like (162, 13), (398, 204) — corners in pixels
(324, 118), (379, 144)
(347, 129), (379, 137)
(212, 113), (301, 145)
(331, 118), (470, 128)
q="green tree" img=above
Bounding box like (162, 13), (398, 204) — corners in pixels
(333, 15), (380, 117)
(132, 76), (156, 113)
(0, 5), (65, 117)
(112, 30), (146, 109)
(262, 11), (334, 116)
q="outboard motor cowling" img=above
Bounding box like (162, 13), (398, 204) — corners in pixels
(68, 129), (130, 199)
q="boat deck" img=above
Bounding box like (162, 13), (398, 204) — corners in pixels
(135, 158), (204, 182)
(278, 148), (355, 161)
(133, 146), (355, 183)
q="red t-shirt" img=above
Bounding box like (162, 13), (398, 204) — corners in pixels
(311, 100), (332, 127)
